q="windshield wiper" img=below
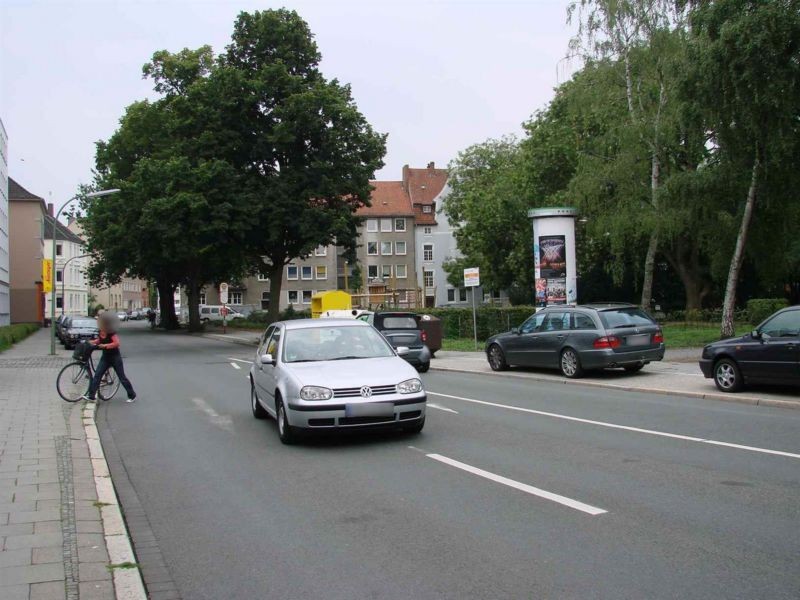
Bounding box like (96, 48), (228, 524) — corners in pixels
(614, 324), (641, 329)
(330, 355), (367, 361)
(288, 359), (319, 363)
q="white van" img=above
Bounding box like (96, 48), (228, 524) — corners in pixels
(199, 305), (245, 322)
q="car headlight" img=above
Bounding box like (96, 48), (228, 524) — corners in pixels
(397, 378), (422, 394)
(300, 386), (333, 401)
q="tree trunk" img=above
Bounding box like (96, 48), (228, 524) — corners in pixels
(721, 149), (760, 338)
(266, 263), (284, 324)
(640, 230), (659, 310)
(640, 80), (665, 311)
(186, 279), (202, 333)
(156, 279), (178, 330)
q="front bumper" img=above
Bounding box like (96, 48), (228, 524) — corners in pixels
(698, 359), (713, 378)
(287, 394), (427, 429)
(579, 345), (665, 370)
(400, 346), (431, 367)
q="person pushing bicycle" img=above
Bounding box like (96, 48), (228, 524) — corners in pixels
(81, 313), (137, 403)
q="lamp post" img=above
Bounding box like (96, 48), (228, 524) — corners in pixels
(60, 254), (91, 316)
(50, 189), (119, 355)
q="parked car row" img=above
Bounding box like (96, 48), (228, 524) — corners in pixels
(55, 314), (99, 350)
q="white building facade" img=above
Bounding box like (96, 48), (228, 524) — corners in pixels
(44, 215), (89, 317)
(0, 119), (9, 326)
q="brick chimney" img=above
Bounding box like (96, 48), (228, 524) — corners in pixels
(47, 203), (54, 217)
(427, 161), (435, 169)
(402, 164), (409, 189)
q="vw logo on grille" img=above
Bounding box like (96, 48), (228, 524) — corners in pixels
(360, 386), (373, 398)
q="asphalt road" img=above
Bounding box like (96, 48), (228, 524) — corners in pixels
(99, 322), (800, 599)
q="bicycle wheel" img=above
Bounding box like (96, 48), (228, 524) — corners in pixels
(98, 369), (121, 401)
(57, 361), (91, 402)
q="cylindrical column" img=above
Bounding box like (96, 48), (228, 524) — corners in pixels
(528, 207), (578, 306)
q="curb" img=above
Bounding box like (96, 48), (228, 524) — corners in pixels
(193, 331), (799, 410)
(82, 402), (148, 600)
(428, 364), (800, 410)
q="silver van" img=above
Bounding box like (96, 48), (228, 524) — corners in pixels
(199, 305), (245, 323)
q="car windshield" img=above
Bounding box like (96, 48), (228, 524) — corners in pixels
(381, 316), (418, 329)
(71, 319), (97, 328)
(598, 308), (655, 329)
(283, 326), (395, 363)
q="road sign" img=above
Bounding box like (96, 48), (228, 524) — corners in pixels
(463, 267), (480, 288)
(42, 259), (53, 293)
(219, 283), (229, 304)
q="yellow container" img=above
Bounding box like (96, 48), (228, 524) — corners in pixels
(311, 290), (352, 318)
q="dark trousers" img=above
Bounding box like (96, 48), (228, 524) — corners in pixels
(88, 352), (136, 400)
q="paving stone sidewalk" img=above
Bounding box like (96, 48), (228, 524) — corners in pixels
(0, 328), (115, 600)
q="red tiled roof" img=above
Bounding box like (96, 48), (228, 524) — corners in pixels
(356, 181), (414, 217)
(403, 164), (448, 226)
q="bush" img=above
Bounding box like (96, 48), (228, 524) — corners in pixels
(747, 298), (789, 326)
(663, 307), (748, 323)
(0, 323), (40, 352)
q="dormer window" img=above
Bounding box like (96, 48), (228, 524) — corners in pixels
(422, 206), (432, 213)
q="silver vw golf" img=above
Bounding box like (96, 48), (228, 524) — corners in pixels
(249, 319), (427, 444)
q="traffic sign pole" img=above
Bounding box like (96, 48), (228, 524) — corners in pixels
(463, 268), (480, 351)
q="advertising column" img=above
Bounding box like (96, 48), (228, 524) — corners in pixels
(528, 207), (578, 306)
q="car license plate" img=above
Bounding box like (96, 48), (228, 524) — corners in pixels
(345, 402), (394, 417)
(626, 334), (650, 346)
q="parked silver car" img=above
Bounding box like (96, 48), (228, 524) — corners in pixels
(485, 303), (665, 378)
(249, 319), (427, 444)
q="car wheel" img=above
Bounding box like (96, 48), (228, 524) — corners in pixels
(251, 382), (268, 419)
(560, 348), (584, 378)
(417, 362), (430, 373)
(276, 397), (298, 445)
(487, 344), (508, 371)
(402, 416), (425, 434)
(713, 358), (743, 393)
(624, 363), (645, 373)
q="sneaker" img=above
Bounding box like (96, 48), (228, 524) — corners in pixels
(79, 394), (95, 402)
(126, 397), (136, 403)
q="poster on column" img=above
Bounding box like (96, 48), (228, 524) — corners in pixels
(538, 235), (567, 278)
(546, 278), (567, 304)
(535, 278), (547, 307)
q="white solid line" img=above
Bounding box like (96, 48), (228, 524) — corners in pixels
(427, 453), (607, 516)
(428, 403), (459, 414)
(428, 392), (800, 460)
(230, 362), (241, 370)
(228, 357), (251, 364)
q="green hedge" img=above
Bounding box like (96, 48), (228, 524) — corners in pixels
(747, 298), (789, 326)
(408, 306), (537, 341)
(0, 323), (40, 353)
(663, 308), (748, 323)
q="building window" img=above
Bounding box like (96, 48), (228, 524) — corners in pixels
(381, 265), (392, 279)
(287, 290), (299, 304)
(315, 245), (327, 256)
(368, 265), (378, 279)
(287, 264), (298, 280)
(492, 290), (502, 300)
(367, 241), (378, 255)
(423, 269), (434, 288)
(366, 219), (378, 232)
(257, 272), (269, 281)
(261, 292), (270, 310)
(301, 266), (313, 280)
(56, 244), (63, 256)
(423, 206), (432, 213)
(380, 218), (392, 232)
(459, 288), (468, 302)
(424, 227), (432, 234)
(56, 270), (63, 283)
(395, 241), (407, 255)
(447, 288), (455, 302)
(380, 241), (392, 255)
(199, 293), (206, 304)
(56, 296), (63, 309)
(423, 244), (433, 262)
(396, 264), (407, 279)
(394, 218), (406, 231)
(315, 265), (327, 280)
(302, 290), (312, 304)
(230, 292), (243, 305)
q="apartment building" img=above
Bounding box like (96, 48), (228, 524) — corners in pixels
(44, 214), (88, 317)
(8, 177), (46, 323)
(0, 119), (9, 325)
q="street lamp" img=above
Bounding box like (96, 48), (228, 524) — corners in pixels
(50, 189), (120, 355)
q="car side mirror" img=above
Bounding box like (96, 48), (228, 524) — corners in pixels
(750, 329), (761, 340)
(260, 353), (275, 366)
(396, 346), (410, 356)
(511, 327), (520, 335)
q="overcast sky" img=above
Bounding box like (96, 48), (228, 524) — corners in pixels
(1, 0), (579, 209)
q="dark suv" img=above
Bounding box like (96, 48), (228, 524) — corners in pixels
(485, 303), (665, 378)
(361, 312), (431, 373)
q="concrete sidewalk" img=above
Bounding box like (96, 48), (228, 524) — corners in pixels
(200, 330), (799, 409)
(0, 328), (145, 600)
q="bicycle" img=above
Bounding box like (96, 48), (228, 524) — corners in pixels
(56, 343), (121, 402)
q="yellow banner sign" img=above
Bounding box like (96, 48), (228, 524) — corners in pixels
(42, 259), (53, 293)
